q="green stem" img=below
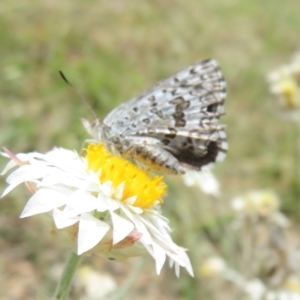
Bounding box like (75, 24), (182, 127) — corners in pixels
(53, 252), (81, 300)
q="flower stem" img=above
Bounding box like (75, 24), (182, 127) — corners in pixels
(53, 252), (81, 300)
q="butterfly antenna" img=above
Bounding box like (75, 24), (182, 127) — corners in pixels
(59, 70), (98, 120)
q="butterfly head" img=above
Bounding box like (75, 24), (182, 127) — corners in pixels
(82, 118), (104, 141)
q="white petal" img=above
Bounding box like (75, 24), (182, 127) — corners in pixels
(0, 153), (29, 175)
(139, 239), (155, 258)
(20, 186), (72, 218)
(53, 208), (79, 228)
(99, 193), (120, 211)
(167, 249), (194, 277)
(6, 165), (48, 186)
(40, 172), (101, 193)
(100, 181), (114, 196)
(39, 170), (73, 186)
(152, 243), (166, 275)
(168, 258), (180, 277)
(62, 190), (98, 218)
(37, 148), (77, 168)
(124, 196), (137, 206)
(121, 208), (153, 244)
(114, 182), (125, 200)
(88, 171), (102, 187)
(139, 213), (172, 246)
(180, 251), (194, 277)
(144, 211), (170, 233)
(95, 194), (110, 212)
(110, 211), (134, 245)
(1, 179), (37, 198)
(77, 213), (110, 255)
(127, 204), (143, 214)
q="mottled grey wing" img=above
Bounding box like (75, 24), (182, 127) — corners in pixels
(104, 59), (227, 170)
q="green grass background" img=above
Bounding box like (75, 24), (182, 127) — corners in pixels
(0, 0), (300, 299)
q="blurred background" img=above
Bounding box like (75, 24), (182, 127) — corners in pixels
(1, 0), (300, 299)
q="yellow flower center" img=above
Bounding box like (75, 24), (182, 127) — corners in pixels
(85, 143), (167, 209)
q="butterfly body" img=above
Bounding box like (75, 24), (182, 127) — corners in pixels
(87, 59), (228, 174)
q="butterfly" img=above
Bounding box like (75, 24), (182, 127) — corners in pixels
(84, 59), (227, 175)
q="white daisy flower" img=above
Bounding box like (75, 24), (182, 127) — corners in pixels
(231, 190), (280, 217)
(232, 190), (290, 227)
(1, 143), (193, 277)
(267, 54), (300, 122)
(269, 75), (300, 110)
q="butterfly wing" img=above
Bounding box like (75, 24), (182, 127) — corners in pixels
(103, 59), (227, 171)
